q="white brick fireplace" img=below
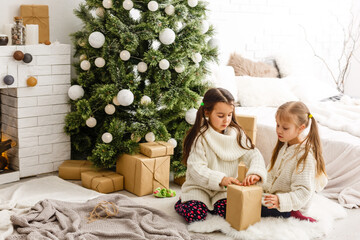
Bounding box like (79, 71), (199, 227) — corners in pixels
(0, 44), (71, 185)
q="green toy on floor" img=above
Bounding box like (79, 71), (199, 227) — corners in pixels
(153, 187), (176, 198)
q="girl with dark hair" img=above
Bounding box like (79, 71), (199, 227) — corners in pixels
(174, 88), (267, 223)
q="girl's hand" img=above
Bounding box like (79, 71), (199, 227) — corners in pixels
(264, 194), (279, 209)
(220, 177), (242, 187)
(242, 174), (261, 186)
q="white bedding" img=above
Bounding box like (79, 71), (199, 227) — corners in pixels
(235, 106), (360, 209)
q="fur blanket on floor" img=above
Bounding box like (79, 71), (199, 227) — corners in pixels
(188, 194), (346, 240)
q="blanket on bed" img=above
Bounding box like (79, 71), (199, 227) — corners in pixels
(7, 194), (208, 240)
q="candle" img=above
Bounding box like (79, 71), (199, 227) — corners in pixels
(25, 24), (39, 45)
(2, 23), (13, 45)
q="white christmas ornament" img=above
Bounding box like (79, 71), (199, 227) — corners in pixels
(131, 133), (141, 142)
(105, 104), (116, 115)
(188, 0), (198, 7)
(95, 57), (106, 68)
(86, 117), (97, 128)
(145, 132), (155, 142)
(145, 79), (151, 86)
(137, 62), (148, 72)
(88, 31), (105, 48)
(68, 85), (84, 101)
(201, 20), (209, 34)
(95, 7), (105, 17)
(123, 0), (134, 10)
(208, 38), (219, 48)
(175, 65), (185, 73)
(185, 108), (197, 125)
(148, 1), (159, 11)
(165, 5), (175, 15)
(159, 59), (170, 70)
(120, 50), (131, 61)
(140, 95), (151, 105)
(80, 60), (91, 71)
(192, 52), (202, 63)
(168, 138), (177, 148)
(102, 0), (113, 9)
(159, 28), (175, 45)
(102, 132), (113, 143)
(79, 54), (87, 61)
(117, 89), (134, 106)
(113, 96), (121, 106)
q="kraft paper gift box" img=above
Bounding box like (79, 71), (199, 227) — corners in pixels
(139, 141), (174, 158)
(236, 114), (257, 144)
(20, 5), (49, 43)
(116, 154), (170, 196)
(81, 170), (124, 194)
(226, 162), (262, 231)
(58, 160), (94, 180)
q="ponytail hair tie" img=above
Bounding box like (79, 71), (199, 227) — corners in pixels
(200, 102), (204, 106)
(309, 114), (313, 119)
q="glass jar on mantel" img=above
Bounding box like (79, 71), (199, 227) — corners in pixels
(11, 16), (25, 45)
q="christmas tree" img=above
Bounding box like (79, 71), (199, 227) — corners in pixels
(65, 0), (218, 178)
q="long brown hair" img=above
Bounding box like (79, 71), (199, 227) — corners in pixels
(182, 88), (254, 165)
(268, 101), (326, 177)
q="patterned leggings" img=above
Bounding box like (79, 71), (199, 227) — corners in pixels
(174, 199), (227, 223)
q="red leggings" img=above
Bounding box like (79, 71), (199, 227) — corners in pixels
(174, 199), (227, 223)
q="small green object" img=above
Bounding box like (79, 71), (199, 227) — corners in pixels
(200, 102), (204, 106)
(153, 187), (176, 198)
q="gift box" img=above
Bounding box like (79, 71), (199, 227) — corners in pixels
(139, 141), (174, 158)
(116, 154), (170, 196)
(58, 160), (94, 180)
(20, 5), (49, 43)
(236, 114), (257, 144)
(81, 170), (124, 194)
(226, 162), (262, 231)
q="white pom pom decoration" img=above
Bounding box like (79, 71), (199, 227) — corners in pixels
(165, 5), (175, 15)
(188, 0), (198, 7)
(88, 31), (105, 48)
(140, 95), (151, 105)
(145, 132), (155, 142)
(168, 138), (177, 148)
(80, 60), (91, 71)
(113, 96), (121, 106)
(175, 65), (185, 73)
(159, 28), (175, 45)
(137, 62), (148, 72)
(79, 54), (87, 61)
(95, 7), (105, 17)
(208, 38), (219, 48)
(145, 79), (151, 86)
(68, 85), (84, 100)
(120, 50), (131, 61)
(131, 133), (141, 142)
(102, 0), (113, 9)
(102, 132), (113, 143)
(95, 57), (106, 68)
(148, 1), (159, 11)
(191, 52), (202, 63)
(117, 89), (134, 106)
(159, 59), (170, 70)
(200, 20), (209, 34)
(104, 104), (116, 115)
(123, 0), (134, 10)
(86, 117), (97, 128)
(185, 108), (197, 125)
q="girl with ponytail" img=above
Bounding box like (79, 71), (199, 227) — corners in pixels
(174, 88), (267, 223)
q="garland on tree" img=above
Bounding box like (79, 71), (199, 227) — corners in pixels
(65, 0), (218, 178)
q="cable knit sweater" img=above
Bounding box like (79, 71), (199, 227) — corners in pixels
(180, 125), (267, 210)
(262, 142), (327, 212)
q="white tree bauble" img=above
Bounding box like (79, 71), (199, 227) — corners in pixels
(79, 54), (87, 61)
(137, 62), (148, 72)
(86, 117), (97, 128)
(102, 132), (113, 143)
(148, 1), (159, 11)
(113, 96), (121, 106)
(191, 52), (202, 63)
(159, 28), (175, 45)
(201, 20), (209, 34)
(68, 85), (84, 100)
(95, 7), (105, 17)
(117, 89), (134, 106)
(123, 0), (134, 10)
(188, 0), (198, 7)
(175, 65), (185, 73)
(88, 31), (105, 48)
(131, 133), (141, 142)
(80, 60), (91, 71)
(145, 79), (150, 86)
(102, 0), (113, 9)
(165, 5), (175, 15)
(208, 38), (219, 48)
(120, 50), (131, 61)
(95, 57), (106, 68)
(145, 132), (155, 142)
(140, 95), (151, 105)
(185, 108), (197, 125)
(104, 104), (116, 115)
(168, 138), (177, 148)
(159, 59), (170, 70)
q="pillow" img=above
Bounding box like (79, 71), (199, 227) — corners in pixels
(227, 53), (279, 78)
(236, 76), (298, 107)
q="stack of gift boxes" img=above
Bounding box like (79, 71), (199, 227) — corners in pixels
(58, 141), (173, 196)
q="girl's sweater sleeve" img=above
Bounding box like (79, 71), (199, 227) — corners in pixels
(240, 148), (267, 183)
(187, 140), (226, 191)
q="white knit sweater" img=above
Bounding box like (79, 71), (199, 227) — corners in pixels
(180, 125), (267, 210)
(263, 142), (327, 212)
